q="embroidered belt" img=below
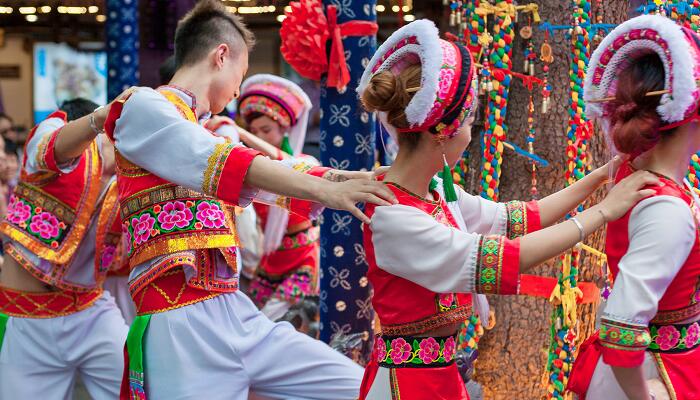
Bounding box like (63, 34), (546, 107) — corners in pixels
(651, 302), (700, 325)
(374, 334), (457, 368)
(380, 305), (470, 337)
(648, 320), (700, 354)
(0, 286), (102, 318)
(277, 226), (319, 251)
(132, 268), (222, 316)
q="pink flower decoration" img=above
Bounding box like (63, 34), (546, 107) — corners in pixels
(417, 337), (440, 364)
(297, 232), (308, 246)
(157, 201), (193, 231)
(656, 325), (681, 351)
(7, 197), (32, 225)
(685, 323), (700, 348)
(29, 211), (61, 240)
(101, 245), (116, 269)
(443, 337), (456, 362)
(195, 202), (226, 229)
(438, 293), (455, 309)
(389, 338), (412, 364)
(132, 214), (156, 245)
(374, 338), (387, 362)
(282, 236), (295, 249)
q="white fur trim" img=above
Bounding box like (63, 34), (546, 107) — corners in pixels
(240, 74), (312, 156)
(358, 19), (443, 128)
(585, 14), (697, 123)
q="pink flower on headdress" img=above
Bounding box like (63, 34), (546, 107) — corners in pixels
(417, 337), (440, 364)
(443, 336), (456, 362)
(29, 211), (60, 240)
(7, 196), (32, 225)
(157, 201), (193, 231)
(374, 338), (387, 362)
(684, 323), (700, 348)
(437, 68), (456, 100)
(656, 325), (681, 351)
(389, 338), (412, 364)
(132, 214), (156, 245)
(195, 202), (226, 229)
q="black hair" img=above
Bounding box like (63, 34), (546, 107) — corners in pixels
(60, 98), (99, 122)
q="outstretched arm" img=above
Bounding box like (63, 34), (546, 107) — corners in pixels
(52, 106), (108, 164)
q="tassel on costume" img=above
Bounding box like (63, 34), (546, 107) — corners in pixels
(281, 134), (294, 156)
(442, 154), (458, 202)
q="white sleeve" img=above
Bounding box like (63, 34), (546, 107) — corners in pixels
(603, 196), (695, 325)
(455, 186), (507, 235)
(370, 204), (521, 294)
(214, 123), (240, 144)
(24, 117), (80, 174)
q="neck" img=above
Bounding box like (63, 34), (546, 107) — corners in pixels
(169, 66), (212, 118)
(384, 146), (439, 199)
(634, 133), (694, 185)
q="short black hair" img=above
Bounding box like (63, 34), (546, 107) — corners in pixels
(174, 0), (255, 68)
(159, 55), (177, 85)
(60, 98), (99, 122)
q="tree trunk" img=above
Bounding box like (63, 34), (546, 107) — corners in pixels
(468, 1), (630, 399)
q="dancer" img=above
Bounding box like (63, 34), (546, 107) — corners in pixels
(0, 98), (128, 399)
(103, 1), (394, 398)
(356, 19), (659, 400)
(568, 14), (700, 400)
(237, 74), (321, 321)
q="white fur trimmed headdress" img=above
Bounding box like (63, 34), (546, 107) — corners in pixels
(358, 19), (477, 138)
(585, 14), (700, 128)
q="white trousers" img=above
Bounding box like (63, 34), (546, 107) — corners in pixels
(144, 291), (364, 400)
(0, 291), (128, 400)
(587, 353), (669, 400)
(103, 275), (137, 325)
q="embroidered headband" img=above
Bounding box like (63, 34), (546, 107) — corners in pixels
(238, 74), (312, 156)
(358, 19), (477, 139)
(585, 14), (700, 132)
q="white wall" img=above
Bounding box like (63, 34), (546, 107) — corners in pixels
(0, 35), (33, 128)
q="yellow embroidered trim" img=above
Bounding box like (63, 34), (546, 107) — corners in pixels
(652, 353), (678, 400)
(35, 133), (52, 172)
(119, 184), (209, 220)
(0, 288), (103, 319)
(651, 302), (700, 325)
(202, 143), (234, 196)
(292, 162), (314, 174)
(159, 90), (197, 123)
(390, 368), (401, 400)
(380, 305), (471, 336)
(128, 234), (238, 267)
(115, 151), (150, 177)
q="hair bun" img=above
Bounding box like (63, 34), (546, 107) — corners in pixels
(360, 65), (422, 129)
(613, 102), (640, 122)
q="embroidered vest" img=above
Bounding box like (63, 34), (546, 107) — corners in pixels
(105, 89), (239, 270)
(364, 184), (472, 336)
(96, 179), (130, 279)
(0, 110), (102, 265)
(607, 164), (700, 324)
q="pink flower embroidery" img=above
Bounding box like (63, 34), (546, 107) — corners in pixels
(656, 325), (681, 351)
(7, 197), (32, 225)
(29, 211), (61, 240)
(417, 337), (440, 364)
(297, 232), (308, 246)
(389, 338), (412, 364)
(195, 202), (226, 229)
(101, 245), (116, 269)
(282, 236), (295, 249)
(438, 293), (455, 309)
(374, 338), (387, 362)
(132, 214), (156, 245)
(694, 287), (700, 304)
(157, 201), (193, 231)
(443, 337), (456, 362)
(685, 323), (700, 348)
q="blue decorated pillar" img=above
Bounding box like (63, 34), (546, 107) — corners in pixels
(319, 0), (377, 365)
(106, 0), (139, 101)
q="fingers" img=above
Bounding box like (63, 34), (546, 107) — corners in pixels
(637, 188), (657, 199)
(348, 204), (371, 224)
(373, 166), (390, 177)
(361, 181), (397, 204)
(360, 192), (393, 207)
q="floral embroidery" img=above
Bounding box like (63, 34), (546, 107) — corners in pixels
(29, 212), (62, 241)
(7, 196), (32, 225)
(157, 201), (194, 231)
(648, 321), (700, 353)
(249, 267), (317, 307)
(436, 293), (457, 312)
(375, 335), (458, 367)
(505, 201), (527, 239)
(196, 202), (226, 229)
(131, 214), (156, 246)
(599, 318), (651, 352)
(476, 235), (505, 294)
(277, 227), (320, 251)
(101, 245), (117, 271)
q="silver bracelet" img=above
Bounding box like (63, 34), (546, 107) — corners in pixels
(89, 107), (106, 135)
(570, 217), (585, 243)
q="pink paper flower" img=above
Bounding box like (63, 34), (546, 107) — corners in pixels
(7, 197), (32, 225)
(417, 337), (440, 364)
(656, 325), (681, 351)
(374, 338), (387, 362)
(684, 322), (700, 348)
(157, 201), (193, 231)
(132, 214), (156, 245)
(389, 338), (412, 364)
(443, 337), (456, 362)
(195, 202), (226, 229)
(29, 211), (61, 240)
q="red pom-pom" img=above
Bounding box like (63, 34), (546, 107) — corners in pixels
(280, 0), (329, 81)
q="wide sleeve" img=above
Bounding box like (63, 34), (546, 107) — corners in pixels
(112, 88), (262, 206)
(599, 196), (695, 368)
(455, 185), (541, 239)
(24, 112), (82, 175)
(208, 119), (240, 144)
(370, 204), (521, 295)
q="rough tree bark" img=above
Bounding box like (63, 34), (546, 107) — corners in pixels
(466, 1), (630, 399)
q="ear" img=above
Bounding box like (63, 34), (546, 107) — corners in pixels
(213, 43), (230, 69)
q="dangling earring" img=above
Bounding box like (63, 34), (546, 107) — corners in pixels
(442, 153), (458, 202)
(280, 133), (294, 156)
